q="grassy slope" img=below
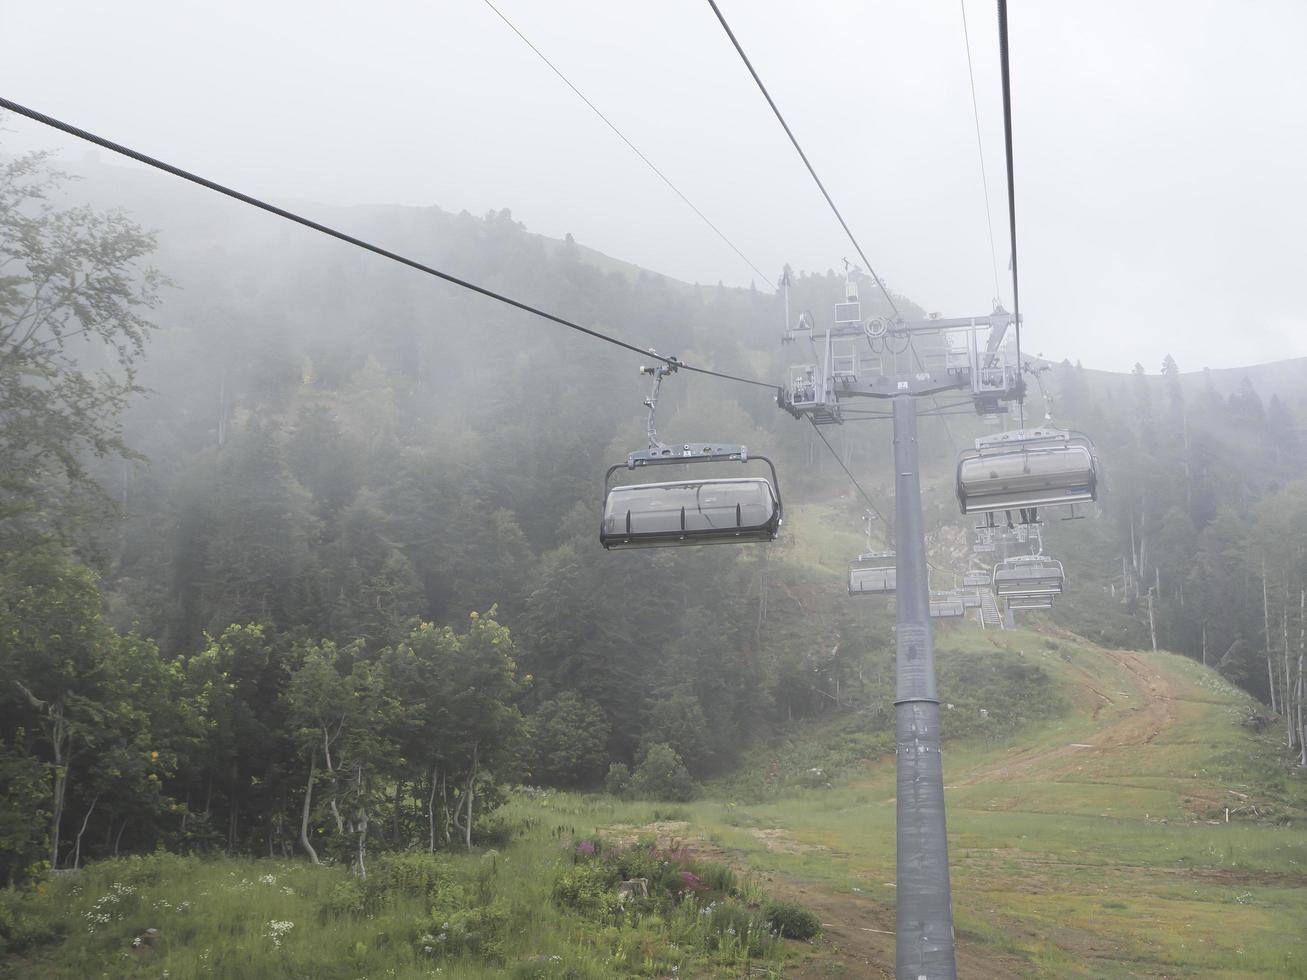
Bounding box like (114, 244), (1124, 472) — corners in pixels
(683, 628), (1307, 978)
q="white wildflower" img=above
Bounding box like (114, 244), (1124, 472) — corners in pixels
(266, 919), (295, 948)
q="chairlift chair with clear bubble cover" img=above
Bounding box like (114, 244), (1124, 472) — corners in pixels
(849, 552), (896, 596)
(992, 555), (1065, 598)
(957, 426), (1098, 517)
(600, 362), (783, 550)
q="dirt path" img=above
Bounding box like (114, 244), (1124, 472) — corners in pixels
(760, 875), (1029, 980)
(954, 647), (1177, 785)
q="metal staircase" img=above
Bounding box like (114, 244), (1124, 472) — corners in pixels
(978, 588), (1004, 629)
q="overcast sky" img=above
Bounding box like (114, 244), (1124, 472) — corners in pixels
(3, 0), (1304, 372)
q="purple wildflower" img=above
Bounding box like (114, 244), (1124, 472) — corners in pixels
(575, 840), (596, 857)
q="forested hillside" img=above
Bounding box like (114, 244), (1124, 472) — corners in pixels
(2, 145), (1304, 892)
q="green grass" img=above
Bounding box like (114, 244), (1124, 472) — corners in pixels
(5, 625), (1306, 977)
(0, 815), (801, 979)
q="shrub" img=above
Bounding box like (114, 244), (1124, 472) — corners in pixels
(420, 898), (510, 961)
(628, 744), (698, 802)
(696, 861), (739, 895)
(602, 763), (631, 797)
(703, 899), (772, 956)
(0, 887), (64, 954)
(474, 808), (521, 847)
(321, 878), (368, 919)
(765, 899), (821, 940)
(371, 852), (454, 900)
(529, 693), (612, 787)
(552, 862), (620, 916)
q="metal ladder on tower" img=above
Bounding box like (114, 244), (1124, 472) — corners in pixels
(979, 588), (1003, 629)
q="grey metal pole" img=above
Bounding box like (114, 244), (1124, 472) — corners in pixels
(892, 394), (957, 979)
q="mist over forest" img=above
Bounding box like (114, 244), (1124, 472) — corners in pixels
(2, 142), (1305, 977)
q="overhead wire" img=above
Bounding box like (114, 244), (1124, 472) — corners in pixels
(996, 0), (1026, 427)
(0, 96), (777, 393)
(703, 0), (898, 319)
(808, 419), (893, 539)
(809, 420), (951, 574)
(958, 0), (1003, 306)
(703, 1), (965, 454)
(480, 0), (776, 291)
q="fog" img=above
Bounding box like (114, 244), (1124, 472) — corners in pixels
(3, 0), (1304, 371)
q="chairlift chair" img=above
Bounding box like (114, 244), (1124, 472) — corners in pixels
(957, 427), (1098, 517)
(929, 591), (966, 618)
(1008, 594), (1054, 611)
(848, 552), (896, 596)
(600, 363), (783, 550)
(991, 555), (1065, 598)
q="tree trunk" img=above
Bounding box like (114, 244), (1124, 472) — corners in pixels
(464, 745), (478, 852)
(72, 792), (100, 870)
(323, 725), (345, 835)
(1147, 589), (1158, 653)
(1284, 601), (1294, 748)
(49, 699), (69, 870)
(1299, 589), (1306, 766)
(228, 768), (239, 853)
(300, 751), (320, 865)
(441, 772), (451, 845)
(392, 780), (403, 847)
(1264, 563), (1278, 713)
(114, 820), (126, 858)
(354, 764), (368, 879)
(428, 765), (438, 853)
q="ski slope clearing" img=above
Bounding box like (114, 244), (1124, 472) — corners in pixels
(594, 626), (1307, 978)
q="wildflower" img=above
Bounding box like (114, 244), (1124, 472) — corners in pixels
(266, 920), (295, 949)
(575, 840), (595, 857)
(260, 874), (277, 885)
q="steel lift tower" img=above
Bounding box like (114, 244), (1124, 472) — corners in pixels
(781, 279), (1022, 980)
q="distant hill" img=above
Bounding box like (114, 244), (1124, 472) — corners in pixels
(1041, 354), (1307, 407)
(51, 152), (717, 297)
